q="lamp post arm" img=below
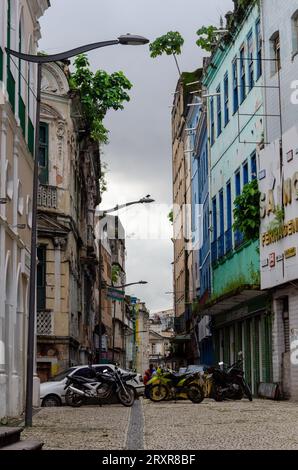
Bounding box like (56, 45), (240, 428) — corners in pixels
(5, 40), (120, 64)
(101, 200), (143, 216)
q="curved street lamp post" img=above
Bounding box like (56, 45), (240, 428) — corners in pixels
(6, 33), (149, 427)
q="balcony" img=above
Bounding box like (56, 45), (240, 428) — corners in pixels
(218, 234), (225, 260)
(37, 310), (53, 336)
(225, 228), (233, 254)
(211, 240), (218, 265)
(38, 184), (57, 209)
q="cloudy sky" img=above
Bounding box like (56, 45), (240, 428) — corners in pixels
(39, 0), (233, 312)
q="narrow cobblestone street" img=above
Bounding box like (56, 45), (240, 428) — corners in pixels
(22, 398), (298, 450)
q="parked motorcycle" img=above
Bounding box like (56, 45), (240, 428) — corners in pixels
(64, 365), (136, 407)
(147, 369), (204, 404)
(204, 355), (252, 402)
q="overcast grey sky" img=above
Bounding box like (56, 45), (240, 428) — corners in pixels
(39, 0), (233, 313)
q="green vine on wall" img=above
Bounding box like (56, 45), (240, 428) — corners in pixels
(69, 54), (132, 144)
(233, 179), (261, 242)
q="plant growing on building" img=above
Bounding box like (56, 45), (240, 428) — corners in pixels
(233, 179), (261, 242)
(112, 265), (122, 285)
(149, 31), (184, 75)
(168, 209), (174, 224)
(196, 26), (218, 52)
(99, 162), (108, 195)
(266, 205), (285, 238)
(69, 54), (132, 144)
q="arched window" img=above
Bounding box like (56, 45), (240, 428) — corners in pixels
(292, 10), (298, 55)
(270, 31), (281, 75)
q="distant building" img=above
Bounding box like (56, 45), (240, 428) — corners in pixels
(171, 70), (202, 365)
(149, 308), (174, 368)
(0, 0), (50, 420)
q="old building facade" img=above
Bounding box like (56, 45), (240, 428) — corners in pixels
(36, 61), (100, 381)
(0, 0), (50, 419)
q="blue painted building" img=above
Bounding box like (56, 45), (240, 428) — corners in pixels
(201, 0), (272, 393)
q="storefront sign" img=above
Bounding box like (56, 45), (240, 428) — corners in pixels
(261, 218), (298, 246)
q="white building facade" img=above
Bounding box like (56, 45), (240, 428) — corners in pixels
(259, 0), (298, 399)
(0, 0), (50, 419)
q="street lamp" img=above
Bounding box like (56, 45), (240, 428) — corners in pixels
(110, 281), (148, 363)
(98, 195), (154, 217)
(6, 33), (149, 427)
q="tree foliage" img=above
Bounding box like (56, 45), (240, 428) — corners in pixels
(69, 54), (132, 143)
(168, 210), (174, 224)
(149, 31), (184, 58)
(233, 179), (261, 242)
(196, 26), (218, 52)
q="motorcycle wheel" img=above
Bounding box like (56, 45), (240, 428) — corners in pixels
(149, 384), (168, 402)
(242, 382), (253, 401)
(187, 384), (204, 404)
(117, 386), (135, 407)
(65, 388), (85, 407)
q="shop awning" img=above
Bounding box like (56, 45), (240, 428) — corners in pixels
(202, 286), (266, 316)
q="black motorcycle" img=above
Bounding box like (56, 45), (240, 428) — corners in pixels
(205, 357), (253, 402)
(64, 365), (136, 407)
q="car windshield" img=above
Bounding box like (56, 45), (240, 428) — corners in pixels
(51, 368), (76, 381)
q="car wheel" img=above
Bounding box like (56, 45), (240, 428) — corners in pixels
(42, 394), (61, 407)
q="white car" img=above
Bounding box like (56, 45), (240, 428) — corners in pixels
(40, 364), (144, 407)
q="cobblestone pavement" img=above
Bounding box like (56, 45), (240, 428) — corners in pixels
(22, 404), (131, 450)
(22, 398), (298, 450)
(143, 398), (298, 450)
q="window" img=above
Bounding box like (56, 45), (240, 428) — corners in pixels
(271, 32), (281, 74)
(251, 152), (257, 180)
(39, 122), (49, 184)
(210, 97), (215, 145)
(256, 19), (262, 79)
(216, 85), (222, 136)
(219, 189), (225, 258)
(73, 367), (95, 379)
(224, 73), (229, 126)
(232, 58), (239, 114)
(235, 170), (241, 197)
(226, 181), (232, 229)
(212, 197), (217, 241)
(37, 245), (46, 311)
(292, 11), (298, 55)
(219, 190), (224, 236)
(243, 161), (249, 185)
(240, 46), (246, 103)
(247, 30), (254, 91)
